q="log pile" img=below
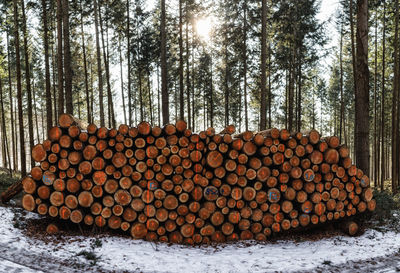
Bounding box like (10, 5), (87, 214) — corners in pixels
(16, 114), (375, 244)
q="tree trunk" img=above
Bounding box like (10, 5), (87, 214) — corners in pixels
(42, 0), (52, 135)
(243, 0), (248, 131)
(157, 65), (161, 126)
(13, 0), (27, 177)
(179, 0), (184, 120)
(80, 2), (91, 124)
(119, 35), (127, 125)
(392, 0), (399, 194)
(32, 80), (40, 143)
(6, 33), (17, 173)
(127, 0), (132, 126)
(147, 71), (153, 124)
(349, 0), (357, 107)
(56, 0), (64, 116)
(373, 10), (378, 188)
(161, 0), (169, 125)
(297, 62), (302, 132)
(51, 26), (58, 124)
(21, 0), (35, 168)
(380, 1), (386, 191)
(260, 0), (267, 130)
(63, 0), (73, 115)
(185, 6), (191, 129)
(98, 3), (115, 128)
(224, 27), (229, 127)
(93, 0), (105, 127)
(0, 79), (11, 174)
(139, 70), (143, 121)
(355, 0), (370, 176)
(339, 21), (344, 143)
(268, 42), (272, 128)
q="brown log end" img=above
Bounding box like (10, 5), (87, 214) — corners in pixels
(46, 223), (59, 235)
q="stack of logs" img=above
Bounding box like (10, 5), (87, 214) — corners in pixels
(15, 114), (375, 244)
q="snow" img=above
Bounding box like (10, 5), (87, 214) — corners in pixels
(0, 206), (398, 272)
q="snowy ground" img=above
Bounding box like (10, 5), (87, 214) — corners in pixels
(0, 206), (399, 273)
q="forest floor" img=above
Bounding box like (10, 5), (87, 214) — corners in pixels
(0, 200), (400, 273)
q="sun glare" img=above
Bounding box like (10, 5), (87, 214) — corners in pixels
(195, 17), (213, 41)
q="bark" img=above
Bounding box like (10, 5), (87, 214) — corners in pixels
(32, 80), (40, 143)
(339, 21), (344, 143)
(243, 1), (248, 131)
(0, 79), (11, 174)
(56, 0), (64, 116)
(21, 0), (34, 168)
(185, 4), (191, 129)
(13, 0), (27, 176)
(127, 0), (132, 126)
(381, 1), (386, 191)
(119, 35), (127, 125)
(98, 3), (115, 128)
(392, 0), (399, 193)
(80, 2), (91, 124)
(161, 0), (169, 125)
(179, 0), (184, 120)
(93, 0), (105, 127)
(355, 0), (370, 176)
(268, 42), (272, 128)
(42, 0), (53, 134)
(63, 0), (73, 115)
(6, 33), (17, 173)
(373, 11), (378, 188)
(260, 0), (267, 130)
(349, 0), (357, 105)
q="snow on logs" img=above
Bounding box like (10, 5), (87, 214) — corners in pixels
(17, 113), (375, 244)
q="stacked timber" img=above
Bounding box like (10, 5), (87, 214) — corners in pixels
(14, 114), (375, 244)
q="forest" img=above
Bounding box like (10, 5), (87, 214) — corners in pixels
(0, 0), (398, 195)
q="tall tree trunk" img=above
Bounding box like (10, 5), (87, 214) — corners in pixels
(355, 0), (370, 177)
(339, 21), (344, 143)
(243, 0), (248, 131)
(98, 3), (115, 128)
(268, 42), (272, 128)
(349, 0), (357, 108)
(80, 2), (91, 124)
(373, 10), (378, 188)
(179, 0), (184, 120)
(42, 0), (52, 134)
(147, 70), (153, 124)
(119, 35), (127, 125)
(260, 0), (267, 130)
(224, 28), (229, 127)
(157, 65), (161, 126)
(297, 62), (302, 132)
(380, 1), (386, 191)
(209, 53), (214, 128)
(21, 0), (34, 168)
(63, 0), (73, 115)
(139, 70), (143, 121)
(127, 0), (132, 126)
(0, 79), (11, 174)
(93, 0), (104, 127)
(32, 80), (40, 143)
(51, 27), (58, 124)
(6, 33), (17, 173)
(185, 6), (191, 129)
(90, 62), (94, 123)
(13, 0), (27, 176)
(288, 48), (295, 132)
(392, 0), (399, 193)
(56, 0), (64, 116)
(160, 0), (169, 125)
